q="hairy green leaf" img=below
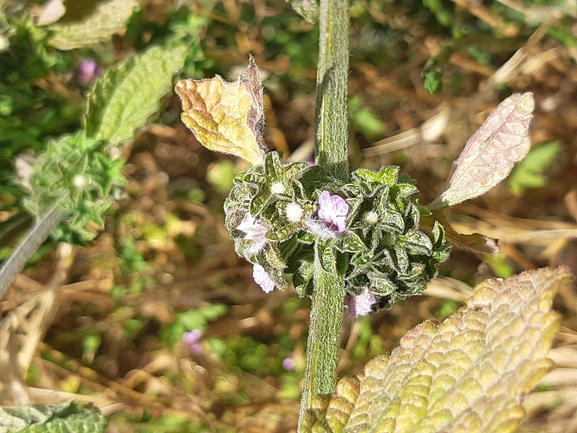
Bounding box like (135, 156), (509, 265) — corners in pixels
(47, 0), (138, 50)
(83, 44), (187, 146)
(431, 93), (534, 209)
(0, 401), (107, 432)
(508, 141), (561, 196)
(303, 267), (571, 433)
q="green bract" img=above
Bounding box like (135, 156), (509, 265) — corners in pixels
(22, 133), (126, 242)
(224, 152), (450, 312)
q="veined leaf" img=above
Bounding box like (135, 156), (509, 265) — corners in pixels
(431, 93), (534, 209)
(84, 44), (187, 146)
(303, 267), (571, 433)
(47, 0), (138, 50)
(0, 401), (107, 432)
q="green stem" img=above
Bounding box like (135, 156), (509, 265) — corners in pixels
(0, 200), (66, 299)
(298, 245), (345, 428)
(314, 0), (350, 182)
(298, 0), (350, 428)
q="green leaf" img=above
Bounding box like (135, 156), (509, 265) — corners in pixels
(431, 93), (534, 209)
(0, 401), (107, 433)
(508, 141), (561, 196)
(303, 267), (571, 433)
(47, 0), (138, 50)
(83, 44), (187, 146)
(422, 69), (442, 94)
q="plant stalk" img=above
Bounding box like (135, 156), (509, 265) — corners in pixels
(0, 200), (66, 299)
(298, 0), (350, 428)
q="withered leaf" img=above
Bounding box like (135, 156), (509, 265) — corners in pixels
(175, 55), (267, 165)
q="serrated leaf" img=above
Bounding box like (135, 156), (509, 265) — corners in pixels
(431, 93), (534, 209)
(303, 267), (571, 433)
(47, 0), (137, 50)
(0, 401), (107, 433)
(84, 44), (187, 146)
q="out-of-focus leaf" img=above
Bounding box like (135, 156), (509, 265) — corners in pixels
(508, 140), (561, 196)
(0, 0), (15, 52)
(47, 0), (137, 50)
(84, 44), (187, 147)
(445, 229), (499, 255)
(303, 267), (571, 433)
(0, 401), (107, 432)
(348, 95), (385, 139)
(422, 213), (499, 255)
(431, 93), (534, 209)
(285, 0), (318, 23)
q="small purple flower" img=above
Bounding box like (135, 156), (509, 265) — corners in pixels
(346, 286), (377, 317)
(306, 191), (349, 238)
(282, 352), (296, 372)
(182, 329), (203, 354)
(77, 59), (103, 84)
(253, 264), (276, 293)
(237, 214), (268, 253)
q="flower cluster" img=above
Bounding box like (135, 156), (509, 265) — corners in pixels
(224, 152), (450, 316)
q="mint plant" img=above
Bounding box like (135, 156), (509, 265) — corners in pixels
(173, 1), (568, 432)
(0, 1), (570, 432)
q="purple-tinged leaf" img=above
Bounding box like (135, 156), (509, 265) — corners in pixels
(431, 93), (534, 209)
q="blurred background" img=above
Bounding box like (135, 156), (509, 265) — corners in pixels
(1, 0), (577, 431)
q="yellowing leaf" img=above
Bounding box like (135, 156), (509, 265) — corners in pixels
(175, 55), (267, 165)
(431, 93), (534, 209)
(303, 267), (571, 433)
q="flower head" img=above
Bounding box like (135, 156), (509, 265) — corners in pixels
(346, 286), (377, 317)
(182, 329), (203, 354)
(237, 214), (268, 253)
(306, 191), (349, 238)
(282, 352), (296, 371)
(253, 264), (276, 293)
(77, 59), (103, 84)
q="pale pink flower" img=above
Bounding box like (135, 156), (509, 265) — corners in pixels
(182, 329), (203, 354)
(306, 191), (349, 238)
(346, 286), (377, 317)
(237, 214), (268, 253)
(282, 352), (296, 371)
(253, 264), (276, 293)
(77, 59), (103, 84)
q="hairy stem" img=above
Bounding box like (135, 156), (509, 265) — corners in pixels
(298, 0), (350, 428)
(314, 0), (350, 182)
